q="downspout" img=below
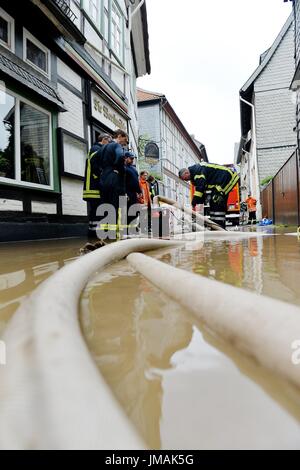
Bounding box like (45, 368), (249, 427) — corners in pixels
(240, 96), (262, 220)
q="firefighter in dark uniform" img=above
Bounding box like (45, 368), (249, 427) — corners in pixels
(98, 129), (129, 240)
(179, 163), (239, 229)
(83, 134), (111, 238)
(148, 175), (159, 202)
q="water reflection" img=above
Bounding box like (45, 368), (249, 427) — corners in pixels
(81, 261), (300, 450)
(161, 234), (300, 306)
(0, 239), (83, 327)
(81, 263), (193, 449)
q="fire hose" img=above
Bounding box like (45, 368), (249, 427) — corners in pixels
(153, 195), (226, 232)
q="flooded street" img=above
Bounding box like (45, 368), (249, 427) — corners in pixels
(168, 228), (300, 306)
(1, 230), (300, 449)
(0, 238), (83, 335)
(80, 230), (300, 449)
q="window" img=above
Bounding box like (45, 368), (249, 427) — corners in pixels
(0, 17), (8, 45)
(0, 92), (15, 179)
(23, 29), (50, 78)
(62, 132), (87, 177)
(0, 88), (52, 189)
(111, 2), (123, 60)
(0, 7), (15, 52)
(20, 103), (50, 185)
(103, 0), (109, 41)
(89, 0), (100, 25)
(83, 0), (124, 62)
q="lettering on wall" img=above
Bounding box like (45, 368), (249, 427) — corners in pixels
(92, 91), (127, 132)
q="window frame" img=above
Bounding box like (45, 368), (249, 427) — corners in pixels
(0, 7), (15, 52)
(81, 0), (125, 64)
(23, 28), (51, 79)
(0, 88), (54, 190)
(57, 128), (88, 180)
(101, 0), (110, 42)
(88, 0), (101, 27)
(110, 0), (124, 63)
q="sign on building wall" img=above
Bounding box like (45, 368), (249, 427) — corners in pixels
(91, 90), (127, 132)
(144, 142), (159, 161)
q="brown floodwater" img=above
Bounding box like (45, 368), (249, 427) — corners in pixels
(0, 238), (83, 334)
(1, 231), (300, 449)
(80, 230), (300, 449)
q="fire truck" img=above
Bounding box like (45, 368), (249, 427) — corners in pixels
(223, 164), (240, 226)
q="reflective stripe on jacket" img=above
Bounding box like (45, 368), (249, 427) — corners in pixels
(83, 143), (102, 201)
(189, 163), (239, 205)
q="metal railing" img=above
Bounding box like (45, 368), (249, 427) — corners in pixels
(52, 0), (77, 23)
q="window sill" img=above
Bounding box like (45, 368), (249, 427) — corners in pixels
(0, 179), (58, 194)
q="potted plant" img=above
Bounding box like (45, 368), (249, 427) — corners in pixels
(0, 155), (11, 177)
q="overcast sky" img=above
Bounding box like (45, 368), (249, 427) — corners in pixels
(137, 0), (293, 164)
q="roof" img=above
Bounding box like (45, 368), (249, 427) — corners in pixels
(239, 13), (293, 138)
(240, 13), (293, 96)
(140, 1), (151, 75)
(131, 1), (151, 77)
(191, 136), (209, 162)
(0, 48), (65, 111)
(137, 88), (164, 102)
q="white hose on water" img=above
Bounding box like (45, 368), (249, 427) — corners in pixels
(153, 195), (226, 231)
(127, 252), (300, 390)
(0, 238), (183, 450)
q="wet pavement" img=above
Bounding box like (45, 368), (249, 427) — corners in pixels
(1, 229), (300, 448)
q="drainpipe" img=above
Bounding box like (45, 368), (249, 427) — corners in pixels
(240, 96), (262, 220)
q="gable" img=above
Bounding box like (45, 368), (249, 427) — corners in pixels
(254, 22), (295, 92)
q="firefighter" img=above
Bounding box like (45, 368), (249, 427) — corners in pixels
(83, 133), (111, 238)
(179, 163), (239, 229)
(139, 171), (152, 235)
(98, 129), (129, 240)
(148, 175), (159, 202)
(245, 194), (257, 225)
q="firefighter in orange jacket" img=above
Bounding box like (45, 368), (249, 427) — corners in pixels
(245, 194), (257, 225)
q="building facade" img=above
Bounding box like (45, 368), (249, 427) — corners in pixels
(237, 13), (296, 212)
(137, 88), (207, 207)
(0, 0), (150, 241)
(289, 0), (300, 150)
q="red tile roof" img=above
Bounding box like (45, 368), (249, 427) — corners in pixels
(137, 88), (164, 102)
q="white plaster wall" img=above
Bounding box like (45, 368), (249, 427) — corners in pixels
(0, 199), (23, 211)
(58, 84), (84, 138)
(31, 202), (57, 214)
(57, 58), (82, 91)
(61, 177), (87, 216)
